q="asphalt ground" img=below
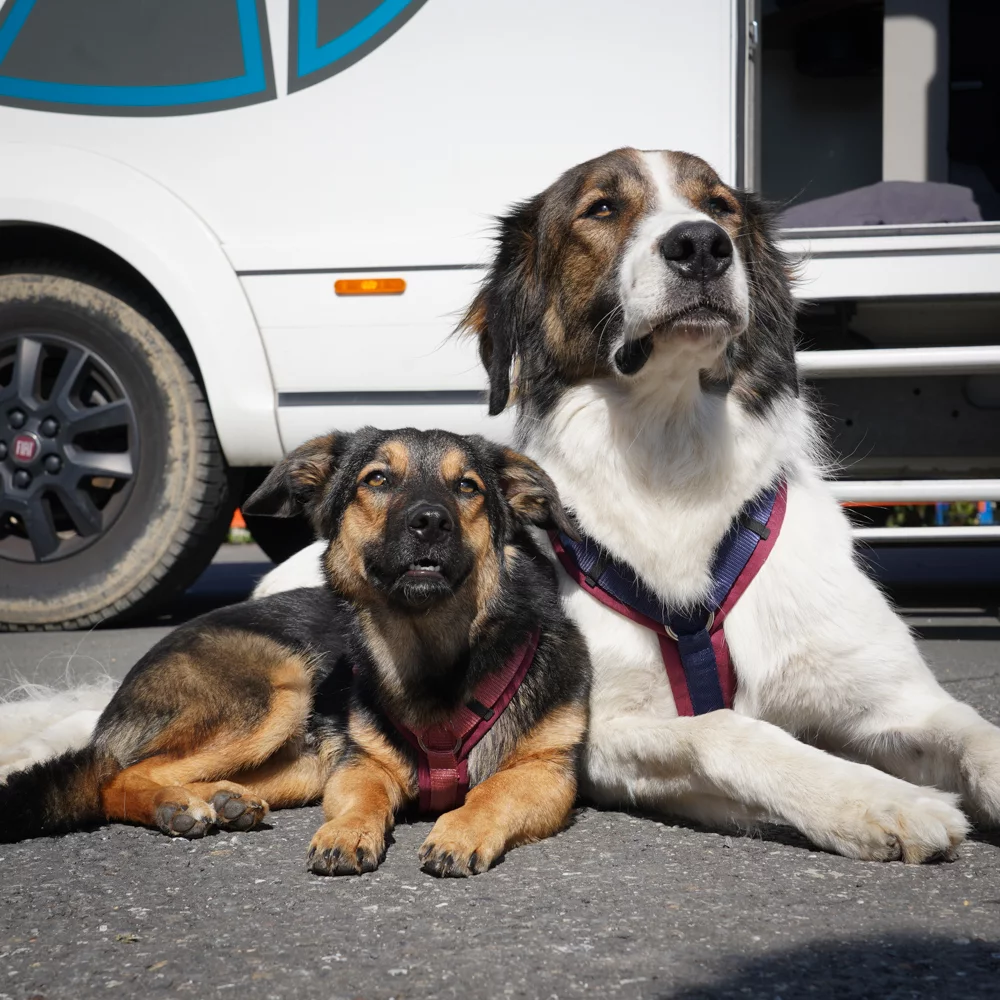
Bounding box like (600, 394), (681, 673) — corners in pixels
(1, 545), (999, 1000)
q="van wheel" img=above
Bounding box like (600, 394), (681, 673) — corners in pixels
(0, 267), (235, 630)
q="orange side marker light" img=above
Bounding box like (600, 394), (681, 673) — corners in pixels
(334, 277), (406, 295)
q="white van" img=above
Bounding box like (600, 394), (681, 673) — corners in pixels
(1, 0), (998, 629)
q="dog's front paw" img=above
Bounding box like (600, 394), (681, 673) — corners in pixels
(418, 811), (505, 877)
(813, 772), (968, 863)
(307, 820), (385, 876)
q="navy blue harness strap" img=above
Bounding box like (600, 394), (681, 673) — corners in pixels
(555, 482), (783, 715)
(674, 628), (725, 715)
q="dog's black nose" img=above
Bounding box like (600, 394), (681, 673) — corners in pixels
(659, 221), (732, 280)
(407, 503), (453, 542)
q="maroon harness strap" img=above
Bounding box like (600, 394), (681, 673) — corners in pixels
(551, 484), (787, 715)
(388, 629), (540, 814)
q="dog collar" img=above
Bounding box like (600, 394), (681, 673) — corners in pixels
(388, 629), (540, 814)
(551, 481), (787, 715)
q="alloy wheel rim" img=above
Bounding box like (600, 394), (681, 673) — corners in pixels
(0, 331), (140, 563)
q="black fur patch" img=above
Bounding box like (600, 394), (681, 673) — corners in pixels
(0, 746), (115, 843)
(725, 189), (800, 416)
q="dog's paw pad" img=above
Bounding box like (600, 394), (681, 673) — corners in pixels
(209, 790), (269, 831)
(155, 801), (215, 839)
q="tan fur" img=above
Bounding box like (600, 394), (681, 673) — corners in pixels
(325, 487), (386, 599)
(418, 704), (585, 875)
(289, 433), (339, 490)
(380, 440), (410, 478)
(144, 657), (310, 778)
(231, 748), (329, 808)
(501, 702), (588, 769)
(308, 723), (416, 874)
(541, 149), (651, 379)
(439, 447), (467, 483)
(346, 718), (418, 803)
(100, 765), (213, 828)
(448, 461), (499, 638)
(667, 150), (744, 240)
(330, 436), (537, 696)
(457, 148), (663, 395)
(324, 442), (417, 601)
(97, 632), (313, 765)
(101, 772), (269, 834)
(469, 537), (501, 639)
(324, 545), (367, 599)
(100, 650), (311, 832)
(463, 294), (487, 342)
(499, 448), (552, 525)
(52, 431), (586, 866)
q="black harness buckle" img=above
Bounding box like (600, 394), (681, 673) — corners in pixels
(466, 698), (494, 721)
(584, 551), (609, 588)
(739, 514), (771, 540)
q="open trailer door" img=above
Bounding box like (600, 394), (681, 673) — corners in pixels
(760, 0), (1000, 544)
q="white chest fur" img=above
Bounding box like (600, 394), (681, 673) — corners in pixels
(523, 376), (824, 800)
(522, 372), (813, 608)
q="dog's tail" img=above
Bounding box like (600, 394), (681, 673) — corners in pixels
(0, 745), (119, 843)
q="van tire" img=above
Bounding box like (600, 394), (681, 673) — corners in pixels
(0, 265), (235, 630)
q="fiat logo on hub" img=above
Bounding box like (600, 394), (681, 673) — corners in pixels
(12, 434), (39, 463)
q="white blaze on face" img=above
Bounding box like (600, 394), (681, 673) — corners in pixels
(617, 151), (750, 349)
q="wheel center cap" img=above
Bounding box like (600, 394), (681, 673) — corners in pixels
(11, 432), (40, 464)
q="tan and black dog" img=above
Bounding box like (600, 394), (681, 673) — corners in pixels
(0, 428), (591, 877)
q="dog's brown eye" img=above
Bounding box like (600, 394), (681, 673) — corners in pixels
(457, 478), (479, 495)
(583, 199), (615, 220)
(706, 196), (734, 217)
(364, 471), (388, 488)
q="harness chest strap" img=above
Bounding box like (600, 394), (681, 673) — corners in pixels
(551, 481), (788, 716)
(387, 629), (540, 814)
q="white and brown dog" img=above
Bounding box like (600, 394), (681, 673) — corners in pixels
(258, 148), (1000, 863)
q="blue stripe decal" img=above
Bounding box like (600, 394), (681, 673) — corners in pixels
(0, 0), (267, 107)
(0, 0), (35, 66)
(297, 0), (415, 78)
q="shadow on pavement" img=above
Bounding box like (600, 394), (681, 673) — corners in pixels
(860, 543), (1000, 588)
(125, 547), (274, 628)
(914, 623), (1000, 641)
(667, 934), (1000, 999)
(621, 807), (820, 855)
(971, 826), (1000, 850)
(861, 544), (1000, 619)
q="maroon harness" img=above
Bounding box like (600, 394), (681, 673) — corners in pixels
(551, 482), (787, 715)
(387, 629), (540, 813)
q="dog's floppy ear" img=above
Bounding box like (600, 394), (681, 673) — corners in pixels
(730, 188), (800, 404)
(243, 432), (347, 519)
(498, 447), (578, 539)
(459, 195), (544, 416)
